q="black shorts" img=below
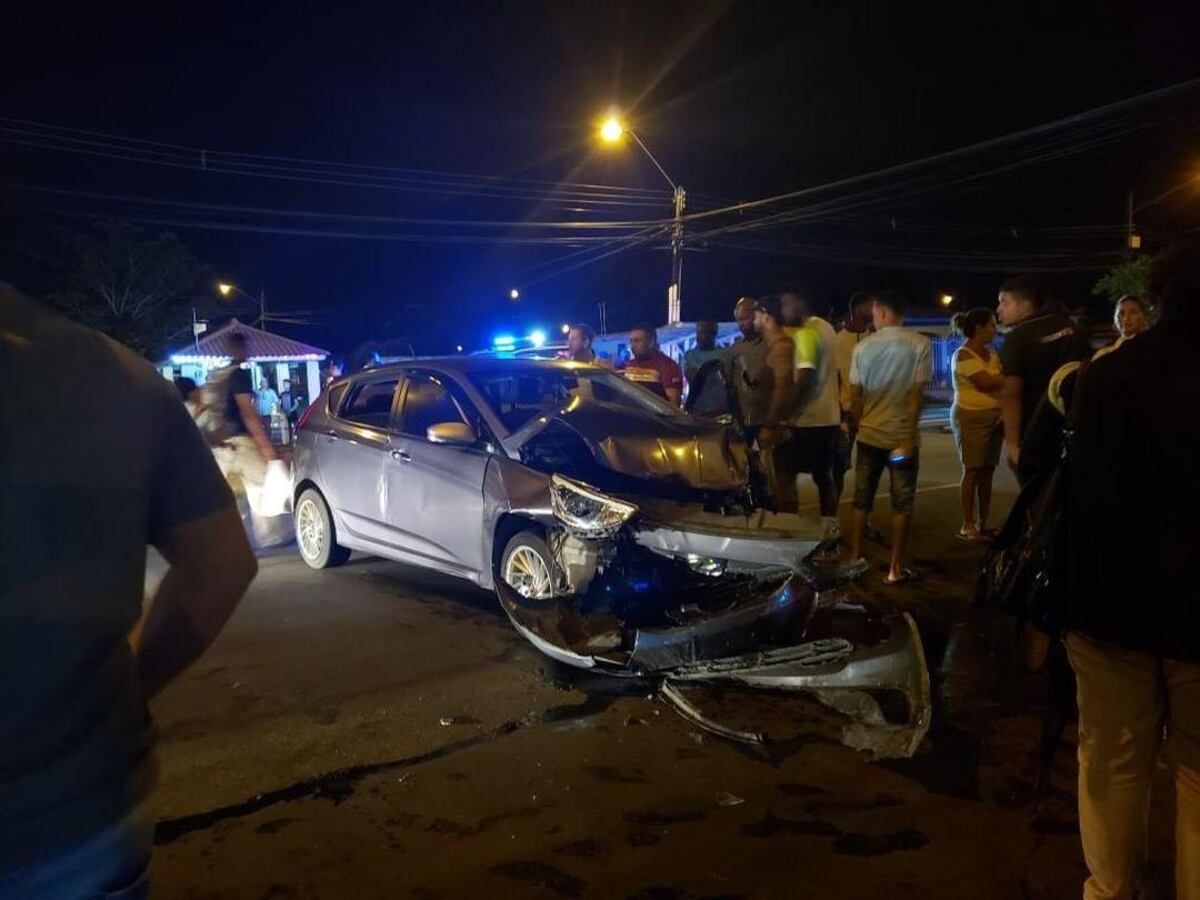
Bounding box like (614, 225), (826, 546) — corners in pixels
(781, 425), (837, 476)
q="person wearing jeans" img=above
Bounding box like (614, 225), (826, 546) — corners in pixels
(1065, 240), (1200, 900)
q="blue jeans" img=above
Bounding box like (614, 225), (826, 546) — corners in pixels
(0, 801), (154, 900)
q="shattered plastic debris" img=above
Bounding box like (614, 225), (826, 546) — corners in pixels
(439, 717), (455, 726)
(715, 791), (746, 807)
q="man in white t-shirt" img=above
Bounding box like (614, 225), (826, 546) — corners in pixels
(847, 292), (931, 584)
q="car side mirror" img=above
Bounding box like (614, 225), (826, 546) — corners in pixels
(426, 421), (476, 445)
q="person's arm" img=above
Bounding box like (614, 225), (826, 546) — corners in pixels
(849, 384), (864, 427)
(663, 359), (684, 407)
(895, 339), (929, 458)
(968, 370), (1006, 392)
(847, 342), (865, 427)
(1002, 376), (1023, 468)
(133, 506), (258, 698)
(132, 383), (257, 698)
(762, 339), (795, 427)
(957, 350), (1006, 393)
(235, 392), (278, 461)
(895, 383), (923, 458)
(791, 326), (819, 411)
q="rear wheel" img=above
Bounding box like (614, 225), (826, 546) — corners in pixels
(295, 488), (351, 570)
(500, 531), (558, 599)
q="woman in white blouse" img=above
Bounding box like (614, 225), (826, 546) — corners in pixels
(950, 308), (1005, 541)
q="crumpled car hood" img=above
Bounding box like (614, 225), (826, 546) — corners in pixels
(518, 400), (748, 492)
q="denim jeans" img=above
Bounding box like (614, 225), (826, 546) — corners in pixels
(0, 801), (154, 900)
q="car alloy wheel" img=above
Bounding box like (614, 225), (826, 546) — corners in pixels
(296, 496), (325, 562)
(503, 543), (555, 599)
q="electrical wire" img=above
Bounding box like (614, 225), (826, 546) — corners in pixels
(5, 183), (669, 231)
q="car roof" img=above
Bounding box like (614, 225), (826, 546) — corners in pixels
(355, 356), (604, 379)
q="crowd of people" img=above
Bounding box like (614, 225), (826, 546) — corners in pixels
(1, 237), (1196, 898)
(566, 286), (932, 579)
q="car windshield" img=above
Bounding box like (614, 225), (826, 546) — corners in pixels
(468, 367), (680, 433)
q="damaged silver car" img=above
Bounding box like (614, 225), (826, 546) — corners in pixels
(292, 358), (930, 756)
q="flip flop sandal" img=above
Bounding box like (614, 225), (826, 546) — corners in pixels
(884, 567), (920, 585)
(956, 530), (987, 543)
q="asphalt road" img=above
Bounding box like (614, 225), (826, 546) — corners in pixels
(144, 432), (1171, 899)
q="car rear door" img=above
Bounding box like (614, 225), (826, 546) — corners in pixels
(318, 372), (401, 547)
(382, 369), (491, 579)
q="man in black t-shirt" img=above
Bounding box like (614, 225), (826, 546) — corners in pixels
(1064, 241), (1200, 899)
(996, 275), (1088, 482)
(211, 330), (287, 546)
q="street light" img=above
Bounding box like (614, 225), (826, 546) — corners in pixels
(597, 111), (686, 324)
(509, 288), (520, 301)
(216, 280), (268, 331)
(940, 294), (954, 307)
(561, 322), (571, 335)
(599, 117), (624, 144)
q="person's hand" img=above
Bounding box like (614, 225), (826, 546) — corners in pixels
(890, 442), (913, 463)
(1006, 443), (1020, 471)
(757, 425), (785, 449)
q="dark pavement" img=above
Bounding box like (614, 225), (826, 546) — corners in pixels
(143, 433), (1169, 898)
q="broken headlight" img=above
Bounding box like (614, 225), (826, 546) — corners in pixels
(550, 474), (637, 536)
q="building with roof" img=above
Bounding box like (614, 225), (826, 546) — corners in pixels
(160, 318), (329, 406)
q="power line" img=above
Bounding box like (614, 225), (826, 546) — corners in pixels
(0, 121), (677, 208)
(6, 183), (669, 231)
(681, 77), (1200, 232)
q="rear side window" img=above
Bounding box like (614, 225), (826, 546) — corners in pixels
(398, 373), (467, 438)
(327, 382), (349, 415)
(338, 378), (399, 428)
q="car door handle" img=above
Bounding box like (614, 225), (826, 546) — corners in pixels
(390, 449), (412, 462)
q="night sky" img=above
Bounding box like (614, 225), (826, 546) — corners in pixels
(4, 0), (1199, 357)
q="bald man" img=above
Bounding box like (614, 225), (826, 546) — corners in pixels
(723, 297), (769, 442)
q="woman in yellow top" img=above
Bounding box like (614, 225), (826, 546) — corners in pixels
(950, 308), (1005, 541)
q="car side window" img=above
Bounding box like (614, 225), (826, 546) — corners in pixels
(398, 372), (468, 438)
(338, 378), (400, 428)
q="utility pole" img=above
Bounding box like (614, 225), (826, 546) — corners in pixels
(259, 289), (268, 332)
(668, 185), (686, 325)
(600, 117), (685, 325)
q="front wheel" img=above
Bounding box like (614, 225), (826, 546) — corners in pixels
(295, 488), (352, 570)
(500, 531), (559, 599)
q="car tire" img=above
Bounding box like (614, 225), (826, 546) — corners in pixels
(499, 530), (559, 599)
(295, 488), (351, 570)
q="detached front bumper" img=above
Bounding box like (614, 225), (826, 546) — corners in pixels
(493, 510), (932, 757)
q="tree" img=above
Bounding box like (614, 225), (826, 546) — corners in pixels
(40, 221), (209, 359)
(1093, 256), (1151, 305)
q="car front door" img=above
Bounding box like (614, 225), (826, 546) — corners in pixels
(318, 373), (401, 547)
(383, 370), (491, 579)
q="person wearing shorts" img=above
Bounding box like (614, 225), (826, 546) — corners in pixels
(949, 308), (1004, 541)
(780, 291), (841, 535)
(846, 291), (930, 584)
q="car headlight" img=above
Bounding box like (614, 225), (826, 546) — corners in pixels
(550, 474), (637, 536)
